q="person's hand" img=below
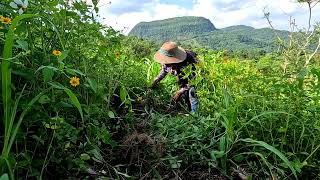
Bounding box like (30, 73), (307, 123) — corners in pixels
(173, 91), (182, 102)
(173, 87), (189, 102)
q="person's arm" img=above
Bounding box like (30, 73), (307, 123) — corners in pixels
(173, 86), (189, 101)
(173, 72), (189, 101)
(150, 64), (168, 88)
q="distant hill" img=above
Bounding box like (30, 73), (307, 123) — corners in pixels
(128, 16), (289, 52)
(129, 16), (216, 42)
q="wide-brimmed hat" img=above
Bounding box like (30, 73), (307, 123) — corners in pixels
(154, 41), (187, 64)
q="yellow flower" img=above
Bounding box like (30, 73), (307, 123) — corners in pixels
(0, 16), (4, 22)
(52, 50), (62, 56)
(2, 17), (12, 24)
(70, 76), (80, 87)
(115, 52), (121, 59)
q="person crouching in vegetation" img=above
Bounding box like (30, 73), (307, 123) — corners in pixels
(150, 41), (199, 113)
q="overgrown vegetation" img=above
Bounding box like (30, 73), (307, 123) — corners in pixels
(0, 0), (319, 179)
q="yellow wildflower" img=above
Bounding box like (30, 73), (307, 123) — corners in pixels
(223, 59), (229, 64)
(52, 50), (62, 56)
(70, 76), (80, 87)
(2, 17), (12, 25)
(115, 52), (121, 59)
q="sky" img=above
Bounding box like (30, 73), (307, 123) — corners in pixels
(96, 0), (320, 34)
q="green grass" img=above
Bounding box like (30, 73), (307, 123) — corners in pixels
(0, 0), (319, 179)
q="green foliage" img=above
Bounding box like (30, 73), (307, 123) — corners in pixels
(151, 49), (320, 179)
(0, 0), (319, 179)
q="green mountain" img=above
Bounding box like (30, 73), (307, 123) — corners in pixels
(129, 16), (216, 42)
(128, 16), (289, 52)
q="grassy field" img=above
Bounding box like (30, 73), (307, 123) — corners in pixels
(0, 1), (320, 179)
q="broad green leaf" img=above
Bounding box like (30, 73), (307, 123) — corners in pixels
(64, 88), (84, 121)
(16, 40), (28, 50)
(92, 0), (98, 6)
(55, 101), (74, 108)
(210, 151), (217, 162)
(51, 117), (64, 123)
(298, 68), (308, 79)
(42, 67), (54, 82)
(219, 136), (226, 152)
(86, 77), (97, 93)
(12, 69), (34, 81)
(102, 129), (112, 144)
(108, 111), (115, 118)
(48, 82), (64, 90)
(80, 153), (90, 161)
(89, 149), (103, 162)
(38, 95), (50, 104)
(58, 50), (69, 61)
(120, 86), (127, 103)
(213, 150), (225, 158)
(49, 84), (83, 120)
(65, 68), (85, 76)
(35, 65), (59, 74)
(0, 174), (9, 180)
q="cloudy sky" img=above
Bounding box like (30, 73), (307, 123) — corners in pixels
(97, 0), (320, 34)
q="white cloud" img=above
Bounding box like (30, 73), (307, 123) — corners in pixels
(98, 0), (320, 34)
(102, 11), (152, 34)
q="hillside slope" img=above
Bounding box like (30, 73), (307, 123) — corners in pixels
(129, 16), (216, 42)
(129, 17), (289, 52)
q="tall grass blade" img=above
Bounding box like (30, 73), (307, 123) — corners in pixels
(2, 84), (26, 155)
(2, 14), (38, 126)
(6, 91), (46, 157)
(240, 138), (297, 179)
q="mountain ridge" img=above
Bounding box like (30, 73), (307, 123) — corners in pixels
(128, 16), (289, 52)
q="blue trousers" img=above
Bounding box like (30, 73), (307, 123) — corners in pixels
(181, 87), (198, 113)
